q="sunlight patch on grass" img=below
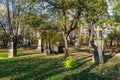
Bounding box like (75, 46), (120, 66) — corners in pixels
(0, 51), (7, 59)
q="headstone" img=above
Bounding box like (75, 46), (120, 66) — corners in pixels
(8, 42), (14, 58)
(44, 42), (51, 55)
(54, 45), (64, 53)
(75, 38), (79, 47)
(37, 39), (42, 52)
(8, 35), (17, 58)
(23, 37), (27, 46)
(44, 49), (50, 55)
(54, 45), (58, 52)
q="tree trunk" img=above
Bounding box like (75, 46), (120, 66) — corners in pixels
(91, 41), (100, 64)
(6, 0), (13, 34)
(88, 22), (93, 47)
(91, 26), (104, 64)
(91, 40), (104, 64)
(110, 39), (113, 46)
(97, 40), (104, 63)
(88, 26), (91, 47)
(13, 35), (17, 56)
(63, 34), (69, 57)
(117, 40), (119, 46)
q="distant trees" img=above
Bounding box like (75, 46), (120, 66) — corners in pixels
(106, 0), (120, 46)
(108, 28), (120, 46)
(0, 0), (29, 57)
(111, 0), (120, 24)
(1, 0), (119, 64)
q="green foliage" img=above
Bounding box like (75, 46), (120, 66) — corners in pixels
(24, 27), (33, 40)
(64, 57), (76, 69)
(84, 0), (108, 24)
(0, 34), (8, 41)
(111, 0), (120, 23)
(108, 27), (120, 40)
(42, 30), (61, 44)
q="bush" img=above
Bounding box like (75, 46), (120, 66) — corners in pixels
(64, 57), (76, 69)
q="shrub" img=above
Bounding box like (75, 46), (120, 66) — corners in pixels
(64, 57), (76, 69)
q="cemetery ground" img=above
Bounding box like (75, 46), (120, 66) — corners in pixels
(0, 47), (120, 80)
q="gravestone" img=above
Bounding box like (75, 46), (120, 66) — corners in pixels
(8, 35), (17, 58)
(44, 49), (50, 55)
(37, 39), (42, 52)
(8, 42), (17, 58)
(54, 45), (64, 53)
(23, 37), (27, 46)
(44, 42), (50, 55)
(8, 42), (14, 58)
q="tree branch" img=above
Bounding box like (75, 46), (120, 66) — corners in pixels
(66, 12), (81, 38)
(0, 22), (9, 39)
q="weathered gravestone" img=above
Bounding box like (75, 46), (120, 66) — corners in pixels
(8, 42), (14, 58)
(23, 37), (27, 46)
(37, 39), (42, 52)
(44, 42), (50, 55)
(8, 36), (17, 58)
(54, 45), (64, 53)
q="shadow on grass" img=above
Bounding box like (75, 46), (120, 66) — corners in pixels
(16, 48), (39, 57)
(0, 54), (66, 80)
(0, 52), (116, 80)
(63, 64), (110, 80)
(0, 53), (94, 80)
(104, 48), (116, 63)
(0, 49), (38, 58)
(75, 48), (92, 54)
(18, 55), (93, 80)
(17, 52), (39, 57)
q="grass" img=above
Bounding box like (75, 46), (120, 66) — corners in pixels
(0, 51), (7, 59)
(0, 49), (120, 80)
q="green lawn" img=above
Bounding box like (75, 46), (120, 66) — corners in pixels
(0, 50), (120, 80)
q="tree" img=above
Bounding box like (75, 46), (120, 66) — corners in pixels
(46, 0), (84, 56)
(108, 27), (120, 46)
(17, 0), (51, 53)
(0, 0), (28, 57)
(73, 0), (108, 64)
(46, 0), (108, 59)
(111, 0), (120, 24)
